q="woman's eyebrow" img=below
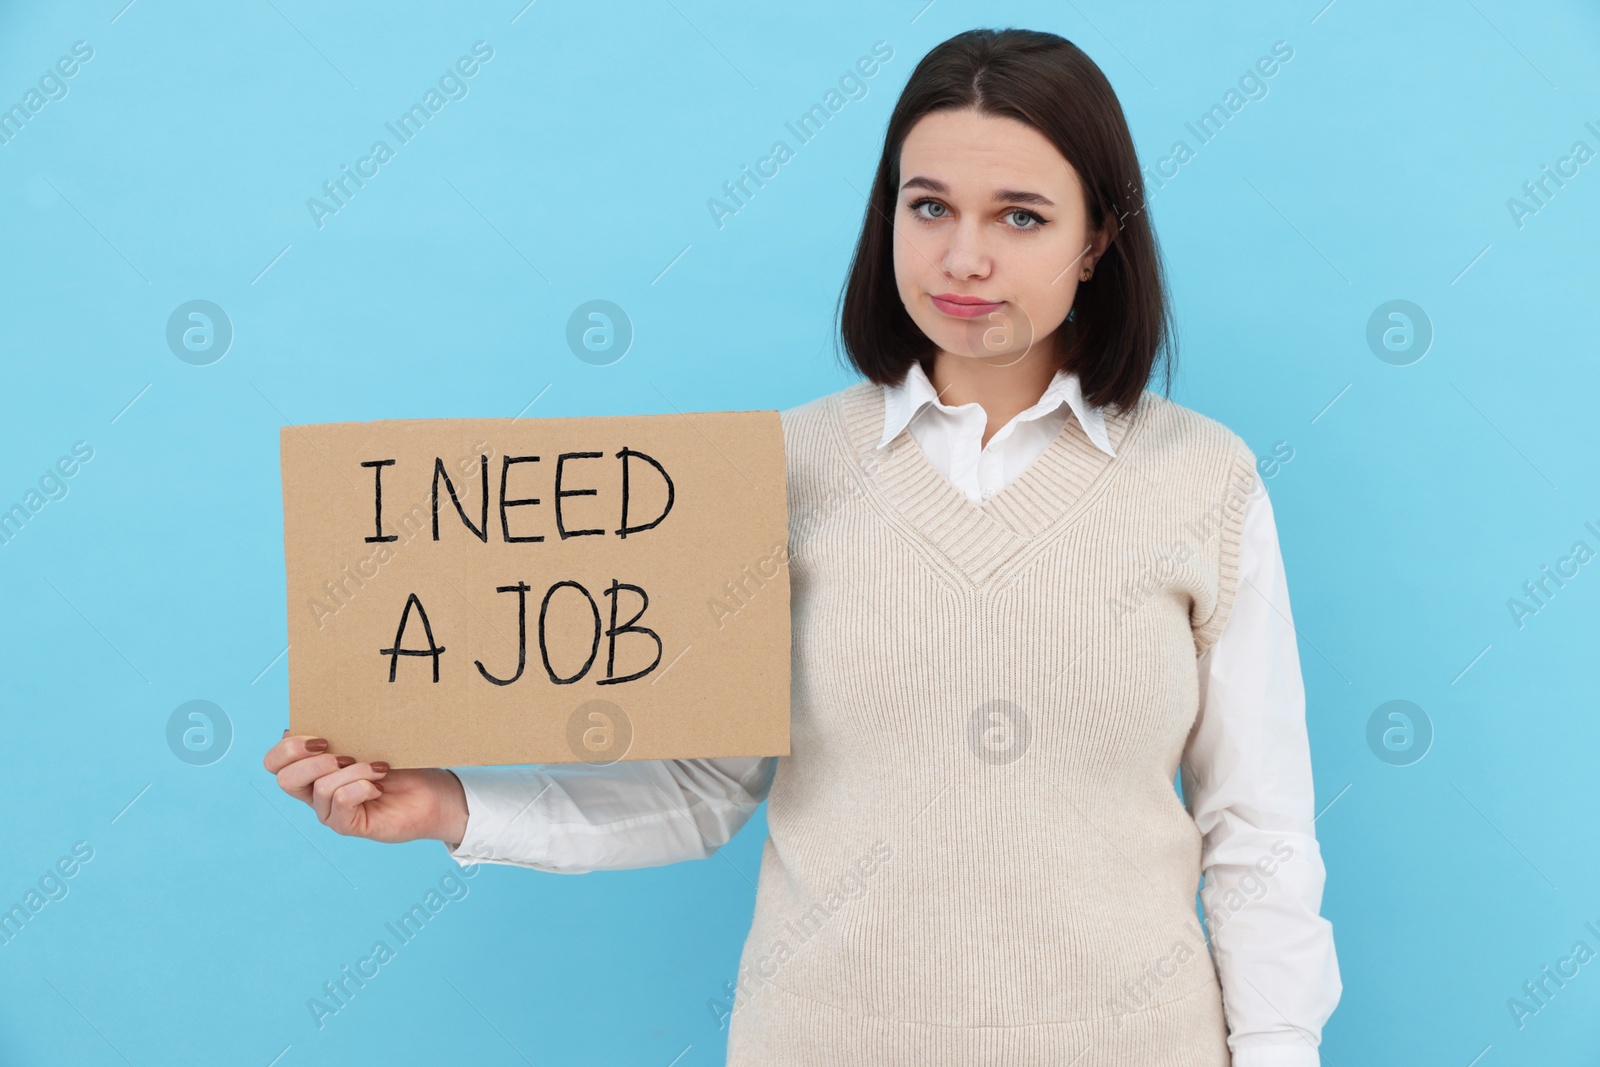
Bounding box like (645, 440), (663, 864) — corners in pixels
(900, 175), (1055, 208)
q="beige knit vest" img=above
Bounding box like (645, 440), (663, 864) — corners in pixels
(725, 379), (1258, 1066)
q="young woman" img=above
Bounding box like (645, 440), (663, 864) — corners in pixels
(265, 28), (1340, 1066)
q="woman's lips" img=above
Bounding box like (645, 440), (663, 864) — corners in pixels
(930, 294), (1005, 319)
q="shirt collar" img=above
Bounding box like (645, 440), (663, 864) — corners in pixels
(877, 359), (1116, 458)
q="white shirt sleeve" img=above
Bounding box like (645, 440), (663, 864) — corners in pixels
(441, 756), (776, 874)
(1183, 471), (1343, 1067)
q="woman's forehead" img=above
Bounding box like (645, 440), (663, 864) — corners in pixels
(900, 113), (1081, 198)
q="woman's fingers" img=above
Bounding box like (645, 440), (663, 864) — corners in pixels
(265, 732), (401, 838)
(327, 778), (385, 836)
(264, 733), (330, 776)
(310, 759), (391, 825)
(278, 753), (361, 804)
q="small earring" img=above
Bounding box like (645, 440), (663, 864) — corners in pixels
(1066, 306), (1076, 323)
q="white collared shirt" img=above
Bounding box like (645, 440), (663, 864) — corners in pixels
(878, 358), (1116, 502)
(445, 363), (1341, 1066)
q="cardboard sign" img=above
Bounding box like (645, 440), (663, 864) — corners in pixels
(280, 411), (790, 769)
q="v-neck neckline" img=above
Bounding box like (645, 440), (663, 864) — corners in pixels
(831, 380), (1146, 587)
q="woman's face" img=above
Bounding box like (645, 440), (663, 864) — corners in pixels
(892, 107), (1108, 367)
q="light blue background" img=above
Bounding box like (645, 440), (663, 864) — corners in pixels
(3, 1), (1598, 1063)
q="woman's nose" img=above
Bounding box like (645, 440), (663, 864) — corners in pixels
(941, 224), (993, 278)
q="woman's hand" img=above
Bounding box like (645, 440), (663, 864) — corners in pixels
(263, 731), (469, 846)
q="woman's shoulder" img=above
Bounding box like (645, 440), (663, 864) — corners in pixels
(1129, 389), (1254, 468)
(773, 380), (879, 497)
(779, 379), (874, 423)
(777, 379), (877, 448)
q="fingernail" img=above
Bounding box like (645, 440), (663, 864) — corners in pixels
(307, 738), (329, 752)
(371, 761), (390, 774)
(336, 755), (356, 768)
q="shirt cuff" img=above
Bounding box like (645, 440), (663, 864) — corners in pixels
(1230, 1042), (1324, 1067)
(442, 838), (477, 868)
(437, 766), (552, 871)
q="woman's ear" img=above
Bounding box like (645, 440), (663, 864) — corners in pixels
(1090, 221), (1116, 266)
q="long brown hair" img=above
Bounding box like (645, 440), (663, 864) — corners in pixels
(837, 27), (1173, 414)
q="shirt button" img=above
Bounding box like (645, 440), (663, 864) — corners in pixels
(981, 487), (994, 500)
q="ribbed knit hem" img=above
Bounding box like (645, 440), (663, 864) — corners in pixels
(1189, 441), (1257, 656)
(726, 980), (1232, 1066)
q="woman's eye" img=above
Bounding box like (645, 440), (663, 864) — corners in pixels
(908, 199), (1045, 231)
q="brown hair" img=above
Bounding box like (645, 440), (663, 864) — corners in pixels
(836, 28), (1174, 414)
